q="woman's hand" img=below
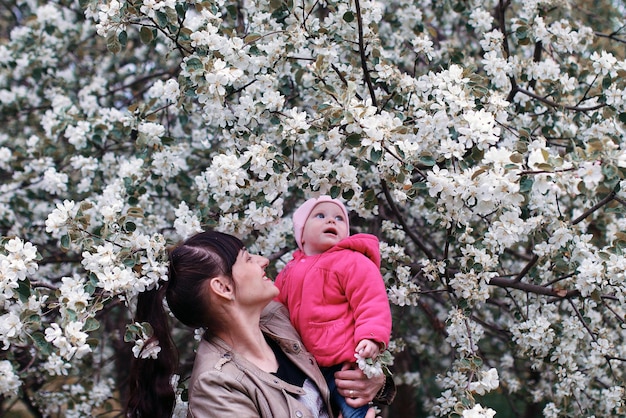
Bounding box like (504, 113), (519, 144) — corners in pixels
(333, 362), (385, 408)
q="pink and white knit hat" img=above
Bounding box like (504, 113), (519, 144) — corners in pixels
(292, 195), (350, 250)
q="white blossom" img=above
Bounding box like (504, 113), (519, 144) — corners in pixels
(590, 51), (618, 77)
(462, 404), (496, 418)
(469, 368), (500, 395)
(173, 201), (203, 239)
(137, 122), (165, 146)
(42, 353), (71, 376)
(0, 360), (21, 397)
(0, 312), (23, 349)
(132, 338), (162, 360)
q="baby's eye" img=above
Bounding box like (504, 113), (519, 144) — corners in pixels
(335, 216), (344, 222)
(314, 213), (325, 219)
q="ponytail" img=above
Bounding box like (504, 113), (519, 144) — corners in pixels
(125, 230), (244, 417)
(126, 284), (178, 418)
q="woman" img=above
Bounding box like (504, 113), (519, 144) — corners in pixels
(126, 230), (393, 418)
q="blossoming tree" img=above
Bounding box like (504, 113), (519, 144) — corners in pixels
(1, 0), (625, 416)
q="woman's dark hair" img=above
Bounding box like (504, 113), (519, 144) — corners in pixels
(126, 230), (244, 418)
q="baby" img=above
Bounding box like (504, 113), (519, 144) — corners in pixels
(275, 196), (392, 418)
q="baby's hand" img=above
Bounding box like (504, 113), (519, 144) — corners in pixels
(355, 339), (380, 359)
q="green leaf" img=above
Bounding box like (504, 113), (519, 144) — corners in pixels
(345, 133), (361, 147)
(125, 323), (141, 342)
(269, 0), (283, 9)
(155, 11), (168, 27)
(185, 57), (203, 71)
(60, 235), (71, 251)
(140, 26), (154, 44)
(370, 148), (382, 162)
(342, 189), (355, 201)
(87, 338), (99, 349)
(66, 309), (78, 322)
(118, 30), (127, 48)
(127, 207), (144, 218)
(452, 0), (466, 12)
(225, 4), (238, 19)
(419, 155), (436, 166)
(518, 128), (531, 140)
(17, 278), (31, 302)
(471, 356), (483, 368)
(244, 33), (262, 44)
(270, 5), (290, 22)
(85, 281), (96, 296)
(602, 164), (618, 179)
(520, 176), (533, 192)
(32, 332), (52, 356)
(175, 2), (187, 19)
(516, 25), (529, 39)
(106, 32), (121, 54)
(83, 317), (100, 332)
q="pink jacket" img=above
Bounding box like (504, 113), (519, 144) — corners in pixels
(275, 233), (392, 367)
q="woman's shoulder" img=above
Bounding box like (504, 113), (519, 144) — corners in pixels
(190, 339), (245, 383)
(187, 342), (257, 415)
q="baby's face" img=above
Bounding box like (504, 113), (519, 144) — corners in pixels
(301, 202), (349, 255)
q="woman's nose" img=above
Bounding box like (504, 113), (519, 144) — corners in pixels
(256, 255), (269, 268)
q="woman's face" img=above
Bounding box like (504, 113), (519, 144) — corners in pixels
(230, 249), (279, 306)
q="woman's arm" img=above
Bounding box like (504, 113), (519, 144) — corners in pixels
(332, 362), (396, 408)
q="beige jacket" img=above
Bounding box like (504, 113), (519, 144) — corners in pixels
(187, 301), (334, 418)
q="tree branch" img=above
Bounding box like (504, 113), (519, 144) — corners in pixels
(354, 0), (377, 109)
(515, 87), (606, 112)
(571, 191), (616, 225)
(490, 276), (579, 298)
(594, 31), (626, 45)
(528, 41), (543, 92)
(381, 180), (435, 259)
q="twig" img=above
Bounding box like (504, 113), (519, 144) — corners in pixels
(567, 298), (597, 342)
(594, 31), (626, 45)
(571, 191), (616, 225)
(331, 63), (363, 101)
(513, 254), (539, 282)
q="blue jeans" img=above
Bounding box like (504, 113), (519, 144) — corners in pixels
(322, 365), (370, 418)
